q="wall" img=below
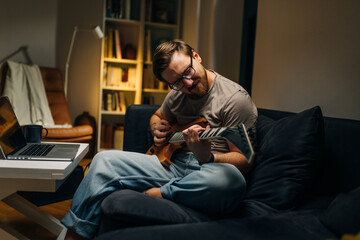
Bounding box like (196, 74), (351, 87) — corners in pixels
(0, 0), (102, 125)
(0, 0), (57, 66)
(196, 0), (215, 69)
(1, 0), (245, 124)
(182, 0), (200, 50)
(212, 0), (244, 82)
(252, 0), (360, 120)
(182, 0), (244, 82)
(57, 0), (103, 123)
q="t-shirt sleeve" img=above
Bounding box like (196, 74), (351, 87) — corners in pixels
(222, 90), (258, 130)
(160, 91), (177, 122)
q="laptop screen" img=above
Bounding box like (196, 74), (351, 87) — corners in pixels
(0, 96), (27, 155)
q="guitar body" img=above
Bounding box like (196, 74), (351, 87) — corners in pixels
(146, 118), (208, 167)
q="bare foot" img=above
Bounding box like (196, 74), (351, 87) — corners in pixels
(144, 187), (163, 198)
(64, 228), (89, 240)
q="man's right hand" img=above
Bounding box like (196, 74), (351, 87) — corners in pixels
(151, 119), (171, 147)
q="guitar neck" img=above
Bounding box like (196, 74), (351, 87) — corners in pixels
(148, 122), (254, 165)
(168, 127), (228, 143)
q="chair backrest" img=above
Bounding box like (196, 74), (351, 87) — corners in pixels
(123, 104), (160, 153)
(39, 67), (73, 125)
(0, 64), (73, 125)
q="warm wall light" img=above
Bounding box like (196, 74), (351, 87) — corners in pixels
(65, 25), (104, 98)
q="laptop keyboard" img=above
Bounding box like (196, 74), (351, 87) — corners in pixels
(19, 144), (55, 156)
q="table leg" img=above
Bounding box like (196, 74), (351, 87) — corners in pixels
(0, 222), (29, 240)
(2, 193), (66, 239)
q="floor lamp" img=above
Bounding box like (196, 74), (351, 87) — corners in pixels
(65, 25), (104, 98)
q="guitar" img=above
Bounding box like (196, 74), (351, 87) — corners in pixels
(146, 118), (255, 168)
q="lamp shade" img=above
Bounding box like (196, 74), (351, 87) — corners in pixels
(93, 26), (104, 39)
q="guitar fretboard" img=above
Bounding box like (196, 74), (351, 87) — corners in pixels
(168, 127), (227, 143)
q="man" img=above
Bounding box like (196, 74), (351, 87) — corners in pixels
(62, 40), (257, 240)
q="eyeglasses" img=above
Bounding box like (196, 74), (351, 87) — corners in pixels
(168, 56), (196, 91)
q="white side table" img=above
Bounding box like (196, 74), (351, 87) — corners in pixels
(0, 143), (89, 240)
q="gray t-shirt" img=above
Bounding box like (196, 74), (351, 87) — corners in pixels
(161, 72), (257, 153)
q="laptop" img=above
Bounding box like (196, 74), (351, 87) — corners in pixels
(0, 96), (79, 161)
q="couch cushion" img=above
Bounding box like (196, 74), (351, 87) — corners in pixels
(97, 211), (336, 240)
(319, 186), (360, 237)
(245, 106), (324, 210)
(99, 189), (211, 234)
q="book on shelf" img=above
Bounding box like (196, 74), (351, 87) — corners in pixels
(103, 63), (108, 86)
(100, 123), (114, 149)
(143, 66), (155, 89)
(127, 67), (136, 88)
(106, 0), (131, 20)
(114, 29), (122, 59)
(100, 123), (106, 148)
(106, 0), (112, 18)
(105, 124), (114, 149)
(145, 0), (176, 24)
(104, 30), (108, 58)
(143, 95), (154, 105)
(105, 65), (122, 87)
(153, 77), (168, 90)
(144, 29), (152, 62)
(103, 92), (117, 112)
(143, 67), (168, 91)
(105, 28), (114, 58)
(102, 91), (127, 113)
(113, 126), (124, 150)
(124, 0), (131, 19)
(118, 91), (127, 113)
(100, 123), (124, 150)
(145, 0), (152, 22)
(104, 28), (123, 59)
(153, 0), (177, 24)
(158, 80), (168, 90)
(130, 0), (141, 20)
(104, 65), (136, 89)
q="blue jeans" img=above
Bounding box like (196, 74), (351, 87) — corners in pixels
(61, 150), (246, 239)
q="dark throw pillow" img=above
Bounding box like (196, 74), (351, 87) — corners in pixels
(245, 106), (324, 210)
(99, 190), (212, 234)
(319, 186), (360, 237)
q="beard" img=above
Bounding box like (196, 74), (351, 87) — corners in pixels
(186, 67), (209, 98)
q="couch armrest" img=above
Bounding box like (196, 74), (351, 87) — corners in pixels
(45, 125), (93, 139)
(123, 104), (160, 153)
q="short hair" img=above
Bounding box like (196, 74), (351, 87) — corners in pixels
(152, 39), (194, 82)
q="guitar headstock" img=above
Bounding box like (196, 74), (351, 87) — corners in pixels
(222, 124), (255, 163)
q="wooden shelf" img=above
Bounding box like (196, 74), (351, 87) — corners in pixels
(106, 18), (140, 26)
(101, 111), (126, 116)
(103, 58), (138, 65)
(102, 86), (136, 91)
(143, 88), (169, 93)
(145, 22), (178, 29)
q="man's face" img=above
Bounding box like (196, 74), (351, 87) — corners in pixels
(161, 51), (209, 97)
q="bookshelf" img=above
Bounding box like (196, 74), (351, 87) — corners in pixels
(98, 0), (182, 151)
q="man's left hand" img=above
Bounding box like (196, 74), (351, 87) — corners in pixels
(182, 124), (212, 163)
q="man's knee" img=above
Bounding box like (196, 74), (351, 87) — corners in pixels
(89, 150), (124, 173)
(205, 164), (246, 197)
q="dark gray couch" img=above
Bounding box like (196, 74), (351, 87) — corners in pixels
(96, 104), (360, 240)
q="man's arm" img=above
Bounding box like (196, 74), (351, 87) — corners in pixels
(149, 108), (171, 147)
(183, 125), (252, 175)
(145, 108), (171, 198)
(213, 141), (253, 175)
